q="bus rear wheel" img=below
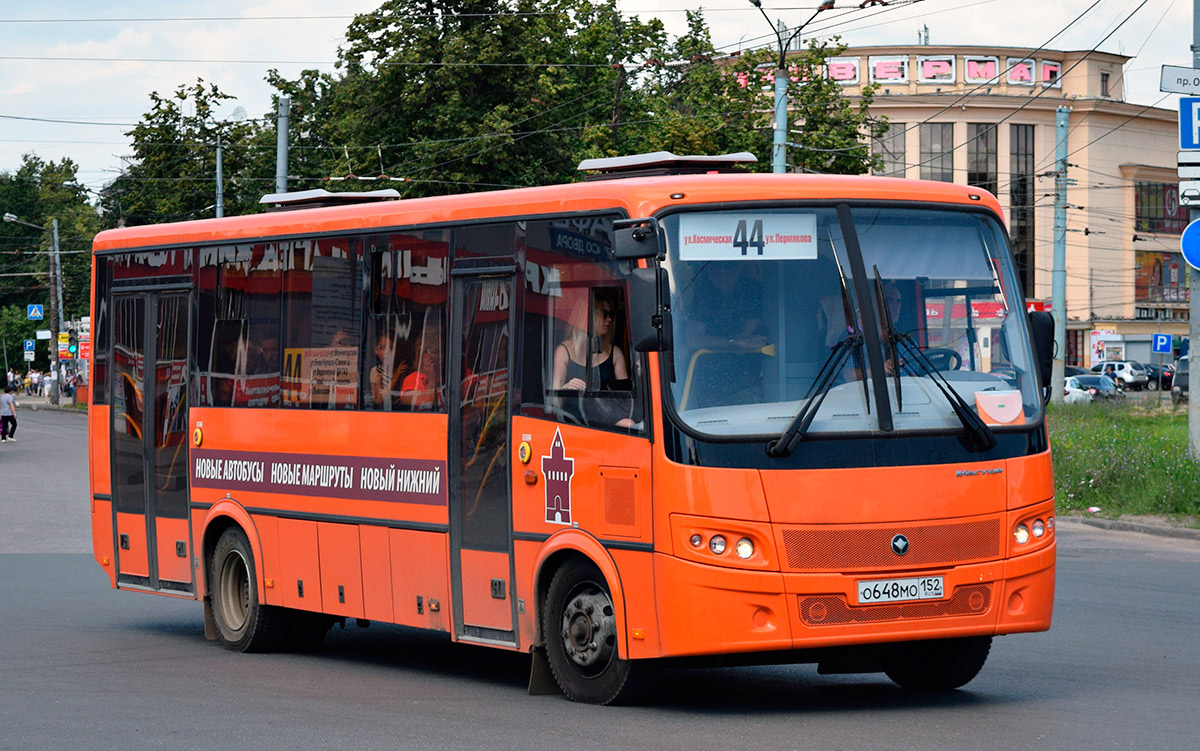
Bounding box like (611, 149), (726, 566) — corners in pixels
(882, 635), (992, 690)
(210, 527), (286, 652)
(544, 559), (652, 705)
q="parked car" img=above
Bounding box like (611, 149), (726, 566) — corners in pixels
(1137, 361), (1173, 391)
(1090, 360), (1149, 390)
(1172, 356), (1189, 406)
(1064, 365), (1090, 377)
(1067, 374), (1126, 402)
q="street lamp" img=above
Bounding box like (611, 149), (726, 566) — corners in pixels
(2, 212), (64, 405)
(748, 0), (835, 173)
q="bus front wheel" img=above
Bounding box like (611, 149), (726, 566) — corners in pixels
(209, 527), (286, 652)
(543, 559), (652, 705)
(882, 635), (992, 690)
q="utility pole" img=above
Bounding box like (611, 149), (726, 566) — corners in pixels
(1050, 106), (1070, 403)
(52, 218), (64, 405)
(1190, 0), (1200, 459)
(275, 97), (290, 194)
(749, 0), (836, 174)
(216, 131), (224, 218)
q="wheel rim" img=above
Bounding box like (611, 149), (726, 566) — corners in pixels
(559, 582), (617, 677)
(216, 549), (250, 635)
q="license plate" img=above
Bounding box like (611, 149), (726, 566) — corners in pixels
(857, 575), (944, 605)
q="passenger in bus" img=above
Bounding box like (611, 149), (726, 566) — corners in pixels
(371, 329), (411, 410)
(552, 293), (629, 393)
(549, 292), (636, 428)
(401, 325), (444, 410)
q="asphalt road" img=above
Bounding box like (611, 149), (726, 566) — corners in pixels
(2, 408), (1199, 750)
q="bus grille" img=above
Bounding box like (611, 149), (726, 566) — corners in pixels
(781, 518), (1001, 571)
(799, 584), (992, 626)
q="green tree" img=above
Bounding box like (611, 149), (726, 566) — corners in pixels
(0, 153), (98, 373)
(102, 80), (261, 226)
(266, 0), (666, 196)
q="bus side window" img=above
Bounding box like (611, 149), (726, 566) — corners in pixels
(282, 237), (362, 410)
(367, 231), (449, 412)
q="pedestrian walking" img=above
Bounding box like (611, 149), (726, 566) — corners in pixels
(1, 385), (17, 442)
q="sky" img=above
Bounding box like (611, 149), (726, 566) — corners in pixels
(0, 0), (1192, 193)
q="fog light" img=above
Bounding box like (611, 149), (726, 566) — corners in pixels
(689, 534), (703, 548)
(709, 535), (727, 555)
(1032, 519), (1046, 538)
(1047, 516), (1055, 532)
(735, 537), (754, 559)
(1014, 524), (1030, 545)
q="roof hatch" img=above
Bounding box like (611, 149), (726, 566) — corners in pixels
(576, 151), (757, 181)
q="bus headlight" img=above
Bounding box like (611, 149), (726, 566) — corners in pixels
(709, 535), (727, 555)
(1014, 524), (1031, 545)
(1032, 519), (1046, 538)
(735, 537), (755, 559)
(689, 534), (703, 548)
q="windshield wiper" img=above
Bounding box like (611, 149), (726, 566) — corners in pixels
(768, 252), (866, 458)
(872, 268), (904, 413)
(889, 331), (998, 452)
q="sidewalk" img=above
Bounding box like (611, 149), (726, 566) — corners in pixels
(19, 391), (87, 413)
(1062, 515), (1200, 542)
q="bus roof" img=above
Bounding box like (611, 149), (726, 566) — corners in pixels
(92, 173), (1003, 252)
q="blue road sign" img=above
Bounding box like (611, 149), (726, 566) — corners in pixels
(23, 339), (34, 352)
(26, 304), (43, 320)
(1153, 333), (1172, 355)
(1182, 97), (1200, 149)
(1183, 219), (1200, 270)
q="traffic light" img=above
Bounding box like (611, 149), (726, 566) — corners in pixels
(67, 329), (78, 356)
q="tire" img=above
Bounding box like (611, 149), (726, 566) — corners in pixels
(1147, 380), (1159, 391)
(882, 636), (992, 690)
(543, 559), (653, 704)
(209, 527), (287, 652)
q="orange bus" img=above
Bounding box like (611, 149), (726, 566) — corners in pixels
(88, 153), (1056, 704)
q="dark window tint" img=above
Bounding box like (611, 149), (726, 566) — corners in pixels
(195, 243), (282, 407)
(366, 230), (450, 411)
(281, 237), (362, 409)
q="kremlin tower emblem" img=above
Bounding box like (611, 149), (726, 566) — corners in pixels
(541, 429), (575, 525)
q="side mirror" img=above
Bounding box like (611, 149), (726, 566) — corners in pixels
(613, 218), (664, 260)
(1027, 310), (1054, 389)
(629, 266), (672, 352)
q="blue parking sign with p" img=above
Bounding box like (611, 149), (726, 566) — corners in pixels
(1153, 334), (1172, 355)
(23, 340), (34, 352)
(1182, 97), (1200, 149)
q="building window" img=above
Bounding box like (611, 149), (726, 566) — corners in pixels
(966, 123), (998, 195)
(1009, 124), (1036, 296)
(871, 122), (906, 177)
(1135, 251), (1189, 304)
(919, 123), (954, 182)
(1135, 182), (1186, 235)
(1100, 72), (1110, 97)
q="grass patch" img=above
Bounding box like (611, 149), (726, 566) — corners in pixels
(1048, 401), (1200, 526)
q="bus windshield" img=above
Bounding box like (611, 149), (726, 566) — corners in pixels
(662, 205), (1039, 438)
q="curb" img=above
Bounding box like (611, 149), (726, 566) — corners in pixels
(25, 403), (87, 414)
(1061, 516), (1200, 542)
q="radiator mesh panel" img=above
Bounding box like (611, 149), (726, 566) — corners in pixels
(782, 518), (1001, 571)
(799, 584), (992, 626)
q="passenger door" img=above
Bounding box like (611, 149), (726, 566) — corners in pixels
(448, 269), (518, 645)
(110, 290), (193, 593)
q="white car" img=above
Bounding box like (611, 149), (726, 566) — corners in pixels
(1090, 361), (1148, 390)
